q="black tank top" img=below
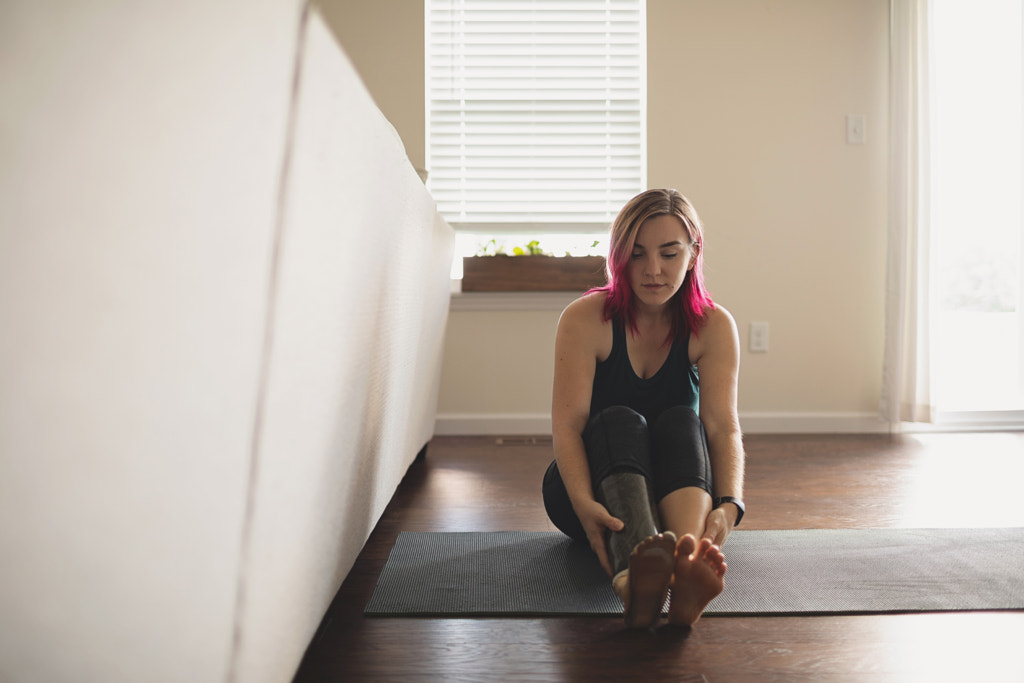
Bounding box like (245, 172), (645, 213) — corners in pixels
(589, 318), (700, 425)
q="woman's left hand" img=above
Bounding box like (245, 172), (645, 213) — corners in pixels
(701, 506), (737, 546)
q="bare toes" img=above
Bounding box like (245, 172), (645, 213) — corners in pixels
(704, 545), (726, 569)
(667, 536), (726, 626)
(676, 533), (697, 558)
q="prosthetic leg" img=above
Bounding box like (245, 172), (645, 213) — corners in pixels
(586, 407), (676, 628)
(595, 472), (662, 575)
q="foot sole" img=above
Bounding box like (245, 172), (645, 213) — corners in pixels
(623, 532), (677, 629)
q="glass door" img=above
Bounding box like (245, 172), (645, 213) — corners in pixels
(930, 0), (1024, 423)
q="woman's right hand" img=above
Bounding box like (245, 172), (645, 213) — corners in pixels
(575, 499), (625, 577)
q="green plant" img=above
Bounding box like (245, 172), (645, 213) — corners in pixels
(476, 238), (506, 256)
(512, 240), (545, 256)
(474, 238), (603, 257)
(476, 238), (548, 256)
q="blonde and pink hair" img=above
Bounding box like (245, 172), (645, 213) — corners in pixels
(591, 188), (715, 340)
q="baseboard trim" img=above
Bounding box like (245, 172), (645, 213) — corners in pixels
(434, 414), (553, 436)
(434, 412), (892, 436)
(739, 412), (891, 434)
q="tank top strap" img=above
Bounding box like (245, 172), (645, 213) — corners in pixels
(611, 316), (626, 352)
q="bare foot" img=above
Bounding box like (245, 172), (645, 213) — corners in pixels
(667, 534), (726, 626)
(612, 531), (677, 629)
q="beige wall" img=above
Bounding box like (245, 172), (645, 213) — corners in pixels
(326, 0), (891, 433)
(439, 309), (560, 418)
(648, 1), (890, 419)
(318, 0), (426, 173)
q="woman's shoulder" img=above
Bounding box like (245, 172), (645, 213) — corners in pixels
(557, 290), (614, 355)
(690, 304), (739, 362)
(560, 289), (610, 325)
(701, 304), (737, 334)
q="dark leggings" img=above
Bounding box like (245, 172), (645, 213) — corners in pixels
(542, 405), (713, 542)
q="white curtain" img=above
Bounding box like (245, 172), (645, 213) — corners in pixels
(880, 0), (934, 424)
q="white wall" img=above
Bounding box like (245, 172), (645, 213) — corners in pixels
(230, 9), (452, 681)
(0, 2), (452, 681)
(0, 3), (292, 680)
(330, 0), (892, 434)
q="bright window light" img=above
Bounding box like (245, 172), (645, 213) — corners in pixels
(426, 0), (645, 233)
(930, 0), (1023, 412)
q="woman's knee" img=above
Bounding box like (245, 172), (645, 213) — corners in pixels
(652, 405), (701, 436)
(583, 406), (652, 483)
(587, 405), (646, 432)
(651, 405), (712, 500)
(542, 460), (587, 541)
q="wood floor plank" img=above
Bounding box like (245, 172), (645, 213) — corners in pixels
(293, 432), (1024, 682)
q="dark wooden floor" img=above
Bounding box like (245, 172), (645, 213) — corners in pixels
(293, 432), (1024, 682)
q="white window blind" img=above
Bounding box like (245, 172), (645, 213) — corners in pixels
(427, 0), (645, 231)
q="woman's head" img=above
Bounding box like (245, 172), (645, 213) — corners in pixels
(598, 189), (715, 337)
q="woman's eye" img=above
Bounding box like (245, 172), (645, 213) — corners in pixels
(661, 252), (678, 259)
(630, 252), (642, 260)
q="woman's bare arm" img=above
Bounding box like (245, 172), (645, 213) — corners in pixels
(551, 295), (623, 575)
(691, 305), (745, 545)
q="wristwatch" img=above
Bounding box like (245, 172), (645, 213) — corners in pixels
(714, 496), (745, 526)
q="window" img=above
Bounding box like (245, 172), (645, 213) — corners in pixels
(426, 0), (645, 279)
(930, 0), (1023, 416)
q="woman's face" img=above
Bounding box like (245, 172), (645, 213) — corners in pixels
(627, 214), (695, 310)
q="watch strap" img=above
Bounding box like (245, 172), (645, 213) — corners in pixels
(714, 496), (745, 526)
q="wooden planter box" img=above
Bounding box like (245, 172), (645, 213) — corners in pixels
(462, 254), (607, 292)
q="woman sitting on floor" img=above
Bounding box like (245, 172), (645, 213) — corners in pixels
(543, 188), (746, 629)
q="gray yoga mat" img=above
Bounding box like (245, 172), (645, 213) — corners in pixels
(364, 528), (1024, 616)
